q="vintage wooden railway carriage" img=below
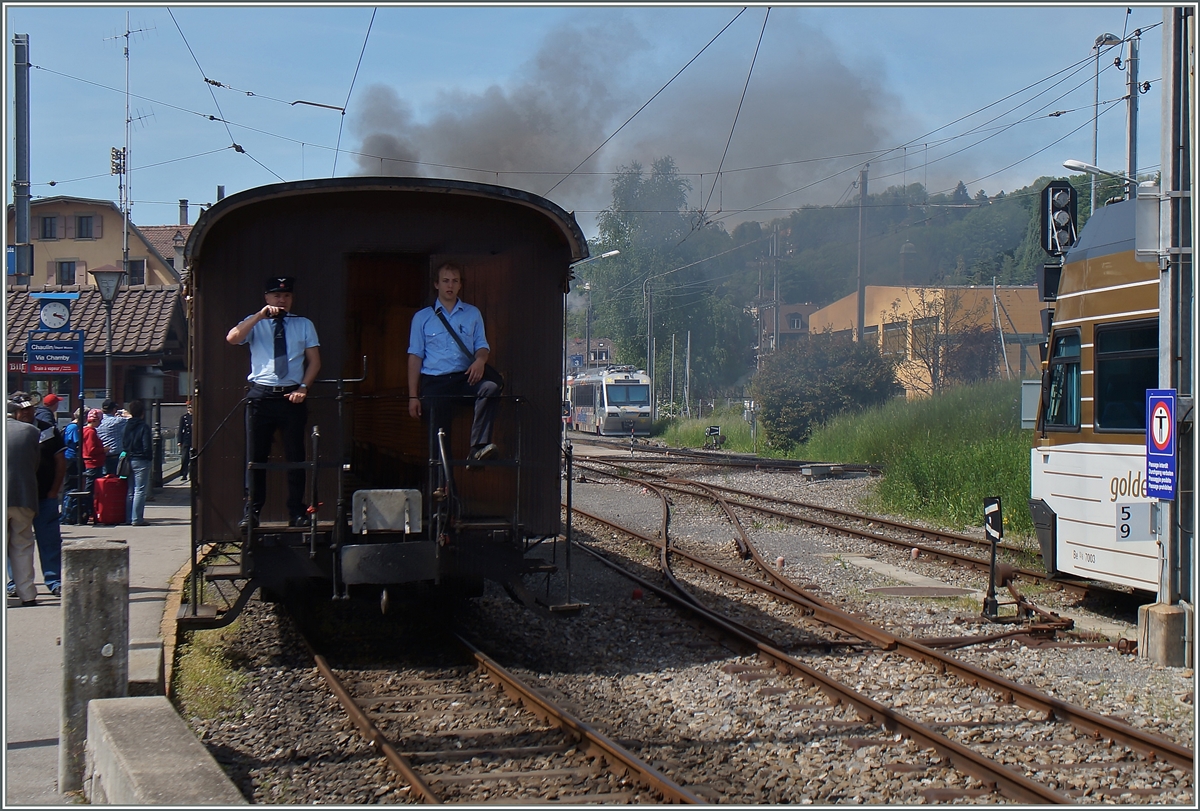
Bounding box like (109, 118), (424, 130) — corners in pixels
(180, 177), (586, 625)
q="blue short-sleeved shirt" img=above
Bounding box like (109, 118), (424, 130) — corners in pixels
(237, 313), (321, 386)
(408, 300), (489, 377)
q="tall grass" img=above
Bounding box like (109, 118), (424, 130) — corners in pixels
(804, 379), (1033, 535)
(656, 380), (1034, 535)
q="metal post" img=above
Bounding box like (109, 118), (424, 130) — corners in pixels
(104, 301), (114, 400)
(856, 165), (869, 339)
(565, 441), (573, 605)
(152, 398), (162, 491)
(12, 33), (31, 281)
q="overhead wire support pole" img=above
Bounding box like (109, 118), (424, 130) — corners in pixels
(856, 164), (869, 340)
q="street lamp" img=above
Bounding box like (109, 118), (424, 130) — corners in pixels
(582, 282), (593, 371)
(570, 251), (619, 369)
(1092, 33), (1121, 215)
(88, 264), (126, 399)
(1063, 159), (1137, 186)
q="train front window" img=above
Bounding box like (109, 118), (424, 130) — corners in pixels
(1095, 320), (1158, 432)
(606, 384), (650, 406)
(1043, 331), (1080, 430)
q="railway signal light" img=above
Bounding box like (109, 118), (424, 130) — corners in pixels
(1040, 180), (1077, 256)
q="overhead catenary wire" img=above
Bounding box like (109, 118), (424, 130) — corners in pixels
(332, 7), (376, 177)
(167, 8), (283, 182)
(699, 6), (770, 220)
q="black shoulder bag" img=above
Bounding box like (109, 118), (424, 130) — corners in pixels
(435, 309), (505, 390)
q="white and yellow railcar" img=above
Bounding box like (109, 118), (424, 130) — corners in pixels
(1030, 198), (1160, 592)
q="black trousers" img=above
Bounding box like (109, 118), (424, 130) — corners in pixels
(245, 393), (307, 517)
(420, 371), (500, 453)
(179, 444), (191, 479)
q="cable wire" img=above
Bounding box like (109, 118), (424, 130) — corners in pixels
(701, 6), (770, 218)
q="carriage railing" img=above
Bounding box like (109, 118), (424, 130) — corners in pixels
(181, 359), (367, 618)
(422, 393), (525, 542)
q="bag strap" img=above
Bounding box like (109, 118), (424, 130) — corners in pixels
(435, 308), (476, 362)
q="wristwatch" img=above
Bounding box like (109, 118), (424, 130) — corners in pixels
(298, 384), (307, 390)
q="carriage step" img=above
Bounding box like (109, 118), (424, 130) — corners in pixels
(204, 564), (246, 581)
(455, 520), (515, 532)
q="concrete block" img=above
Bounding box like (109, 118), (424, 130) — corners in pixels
(85, 696), (246, 805)
(128, 639), (164, 696)
(1139, 602), (1190, 667)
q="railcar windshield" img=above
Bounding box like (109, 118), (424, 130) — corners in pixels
(1043, 331), (1081, 430)
(605, 384), (650, 406)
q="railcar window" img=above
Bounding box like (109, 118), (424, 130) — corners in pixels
(1095, 320), (1158, 431)
(606, 384), (650, 406)
(1044, 331), (1080, 430)
(573, 384), (595, 407)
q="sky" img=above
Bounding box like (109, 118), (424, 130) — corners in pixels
(3, 3), (1169, 239)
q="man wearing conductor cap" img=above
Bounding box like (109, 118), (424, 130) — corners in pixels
(226, 276), (321, 529)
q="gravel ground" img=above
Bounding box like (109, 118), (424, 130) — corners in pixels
(174, 464), (1194, 804)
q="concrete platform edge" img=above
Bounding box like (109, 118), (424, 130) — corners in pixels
(85, 696), (247, 805)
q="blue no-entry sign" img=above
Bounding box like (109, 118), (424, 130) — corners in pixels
(1146, 389), (1176, 500)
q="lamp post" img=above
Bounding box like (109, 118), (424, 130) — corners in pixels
(582, 282), (592, 371)
(1092, 33), (1121, 215)
(88, 265), (126, 400)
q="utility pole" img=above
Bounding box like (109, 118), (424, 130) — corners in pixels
(684, 331), (691, 418)
(1125, 30), (1141, 199)
(856, 164), (869, 339)
(12, 33), (31, 282)
(772, 224), (779, 353)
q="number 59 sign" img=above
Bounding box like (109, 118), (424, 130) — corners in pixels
(1115, 502), (1153, 543)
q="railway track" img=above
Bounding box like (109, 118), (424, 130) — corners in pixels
(576, 457), (1142, 609)
(564, 483), (1194, 804)
(304, 625), (700, 804)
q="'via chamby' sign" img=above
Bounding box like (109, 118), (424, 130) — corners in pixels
(1146, 389), (1176, 501)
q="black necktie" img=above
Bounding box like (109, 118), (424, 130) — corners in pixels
(273, 316), (287, 378)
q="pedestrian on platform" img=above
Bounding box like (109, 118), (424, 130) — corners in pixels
(81, 408), (106, 522)
(177, 400), (193, 481)
(122, 399), (154, 526)
(97, 398), (127, 476)
(7, 391), (66, 598)
(61, 407), (82, 524)
(226, 276), (321, 529)
(7, 395), (42, 605)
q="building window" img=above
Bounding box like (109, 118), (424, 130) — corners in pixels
(125, 259), (146, 286)
(597, 348), (610, 362)
(75, 215), (94, 239)
(1094, 320), (1157, 431)
(882, 322), (907, 357)
(1043, 330), (1081, 430)
(788, 314), (804, 330)
(861, 324), (879, 347)
(56, 261), (76, 285)
(40, 216), (58, 240)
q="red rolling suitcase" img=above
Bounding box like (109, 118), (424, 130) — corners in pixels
(93, 475), (128, 525)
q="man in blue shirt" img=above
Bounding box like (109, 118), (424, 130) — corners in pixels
(226, 276), (321, 528)
(408, 262), (500, 461)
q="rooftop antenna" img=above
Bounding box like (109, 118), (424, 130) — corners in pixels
(105, 13), (152, 284)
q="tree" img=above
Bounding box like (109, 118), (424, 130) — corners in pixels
(882, 288), (995, 397)
(752, 330), (897, 448)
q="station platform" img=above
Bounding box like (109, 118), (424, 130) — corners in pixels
(4, 475), (193, 805)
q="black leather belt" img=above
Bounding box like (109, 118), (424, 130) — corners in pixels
(251, 383), (300, 394)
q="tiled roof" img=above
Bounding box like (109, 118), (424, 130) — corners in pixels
(138, 224), (192, 263)
(6, 284), (183, 355)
